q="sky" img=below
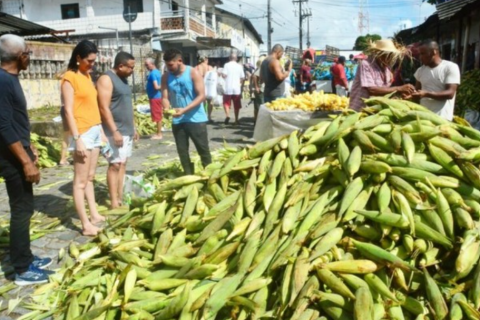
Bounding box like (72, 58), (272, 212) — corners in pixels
(218, 0), (437, 51)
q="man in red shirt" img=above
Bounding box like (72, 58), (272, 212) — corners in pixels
(331, 56), (349, 96)
(330, 57), (338, 94)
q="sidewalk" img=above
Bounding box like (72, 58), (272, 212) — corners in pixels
(0, 105), (257, 319)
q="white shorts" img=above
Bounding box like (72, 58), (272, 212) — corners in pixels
(108, 135), (133, 164)
(69, 124), (102, 151)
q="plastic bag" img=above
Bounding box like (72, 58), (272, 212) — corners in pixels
(136, 104), (151, 114)
(213, 95), (223, 106)
(123, 174), (155, 205)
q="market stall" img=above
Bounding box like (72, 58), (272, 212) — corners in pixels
(253, 91), (348, 141)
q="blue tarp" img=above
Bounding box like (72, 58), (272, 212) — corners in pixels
(312, 61), (358, 81)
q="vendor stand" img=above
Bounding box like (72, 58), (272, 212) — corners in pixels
(253, 91), (348, 141)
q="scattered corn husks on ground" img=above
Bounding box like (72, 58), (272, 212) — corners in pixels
(266, 91), (348, 112)
(30, 133), (61, 168)
(134, 96), (173, 136)
(19, 97), (480, 320)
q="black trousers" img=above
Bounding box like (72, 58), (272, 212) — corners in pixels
(0, 149), (34, 274)
(172, 122), (212, 175)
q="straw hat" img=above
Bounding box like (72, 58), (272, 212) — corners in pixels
(367, 39), (410, 67)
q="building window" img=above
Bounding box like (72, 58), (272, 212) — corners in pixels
(61, 3), (80, 19)
(172, 1), (179, 11)
(123, 0), (143, 13)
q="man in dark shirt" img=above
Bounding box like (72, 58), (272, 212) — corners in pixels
(260, 44), (292, 103)
(0, 34), (54, 285)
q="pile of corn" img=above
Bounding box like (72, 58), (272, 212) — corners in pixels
(134, 96), (172, 136)
(22, 97), (480, 320)
(266, 91), (348, 112)
(30, 133), (61, 168)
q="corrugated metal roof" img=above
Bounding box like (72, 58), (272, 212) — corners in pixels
(0, 12), (55, 36)
(436, 0), (477, 20)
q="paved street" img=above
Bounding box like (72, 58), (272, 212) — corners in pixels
(0, 105), (257, 319)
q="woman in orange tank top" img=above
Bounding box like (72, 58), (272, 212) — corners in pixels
(62, 40), (106, 236)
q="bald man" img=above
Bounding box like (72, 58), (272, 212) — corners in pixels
(260, 44), (292, 103)
(412, 40), (460, 120)
(0, 34), (54, 285)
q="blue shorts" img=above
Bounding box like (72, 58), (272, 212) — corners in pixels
(69, 124), (102, 151)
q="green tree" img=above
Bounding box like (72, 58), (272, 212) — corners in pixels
(353, 34), (382, 51)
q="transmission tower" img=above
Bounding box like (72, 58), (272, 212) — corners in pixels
(358, 0), (370, 35)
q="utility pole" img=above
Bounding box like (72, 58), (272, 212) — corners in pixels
(123, 5), (138, 101)
(293, 0), (309, 51)
(267, 0), (272, 52)
(305, 9), (312, 48)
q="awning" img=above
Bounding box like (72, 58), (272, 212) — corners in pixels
(0, 12), (55, 36)
(436, 0), (477, 20)
(196, 37), (232, 48)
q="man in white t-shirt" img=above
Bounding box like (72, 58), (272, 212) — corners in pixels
(222, 53), (245, 125)
(412, 40), (461, 120)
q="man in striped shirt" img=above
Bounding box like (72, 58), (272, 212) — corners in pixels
(349, 40), (415, 111)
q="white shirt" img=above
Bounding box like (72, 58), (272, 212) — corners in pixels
(414, 60), (461, 121)
(222, 61), (245, 95)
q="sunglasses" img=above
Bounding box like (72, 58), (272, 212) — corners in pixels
(21, 50), (33, 56)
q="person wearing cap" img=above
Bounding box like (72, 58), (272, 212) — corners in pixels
(411, 40), (460, 121)
(349, 39), (415, 111)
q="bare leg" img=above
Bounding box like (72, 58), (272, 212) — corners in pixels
(117, 163), (127, 205)
(151, 122), (163, 140)
(73, 150), (100, 236)
(84, 148), (105, 225)
(208, 99), (213, 121)
(59, 131), (69, 165)
(223, 104), (230, 118)
(223, 95), (230, 120)
(234, 108), (240, 124)
(107, 163), (121, 209)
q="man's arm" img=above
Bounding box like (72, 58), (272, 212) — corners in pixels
(221, 65), (228, 79)
(253, 73), (260, 93)
(173, 68), (206, 117)
(161, 73), (171, 110)
(367, 84), (415, 96)
(97, 75), (123, 147)
(270, 59), (290, 81)
(359, 63), (414, 96)
(340, 65), (349, 89)
(0, 84), (39, 183)
(412, 82), (458, 101)
(152, 71), (161, 90)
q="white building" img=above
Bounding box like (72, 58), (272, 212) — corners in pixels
(198, 7), (263, 66)
(0, 0), (224, 64)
